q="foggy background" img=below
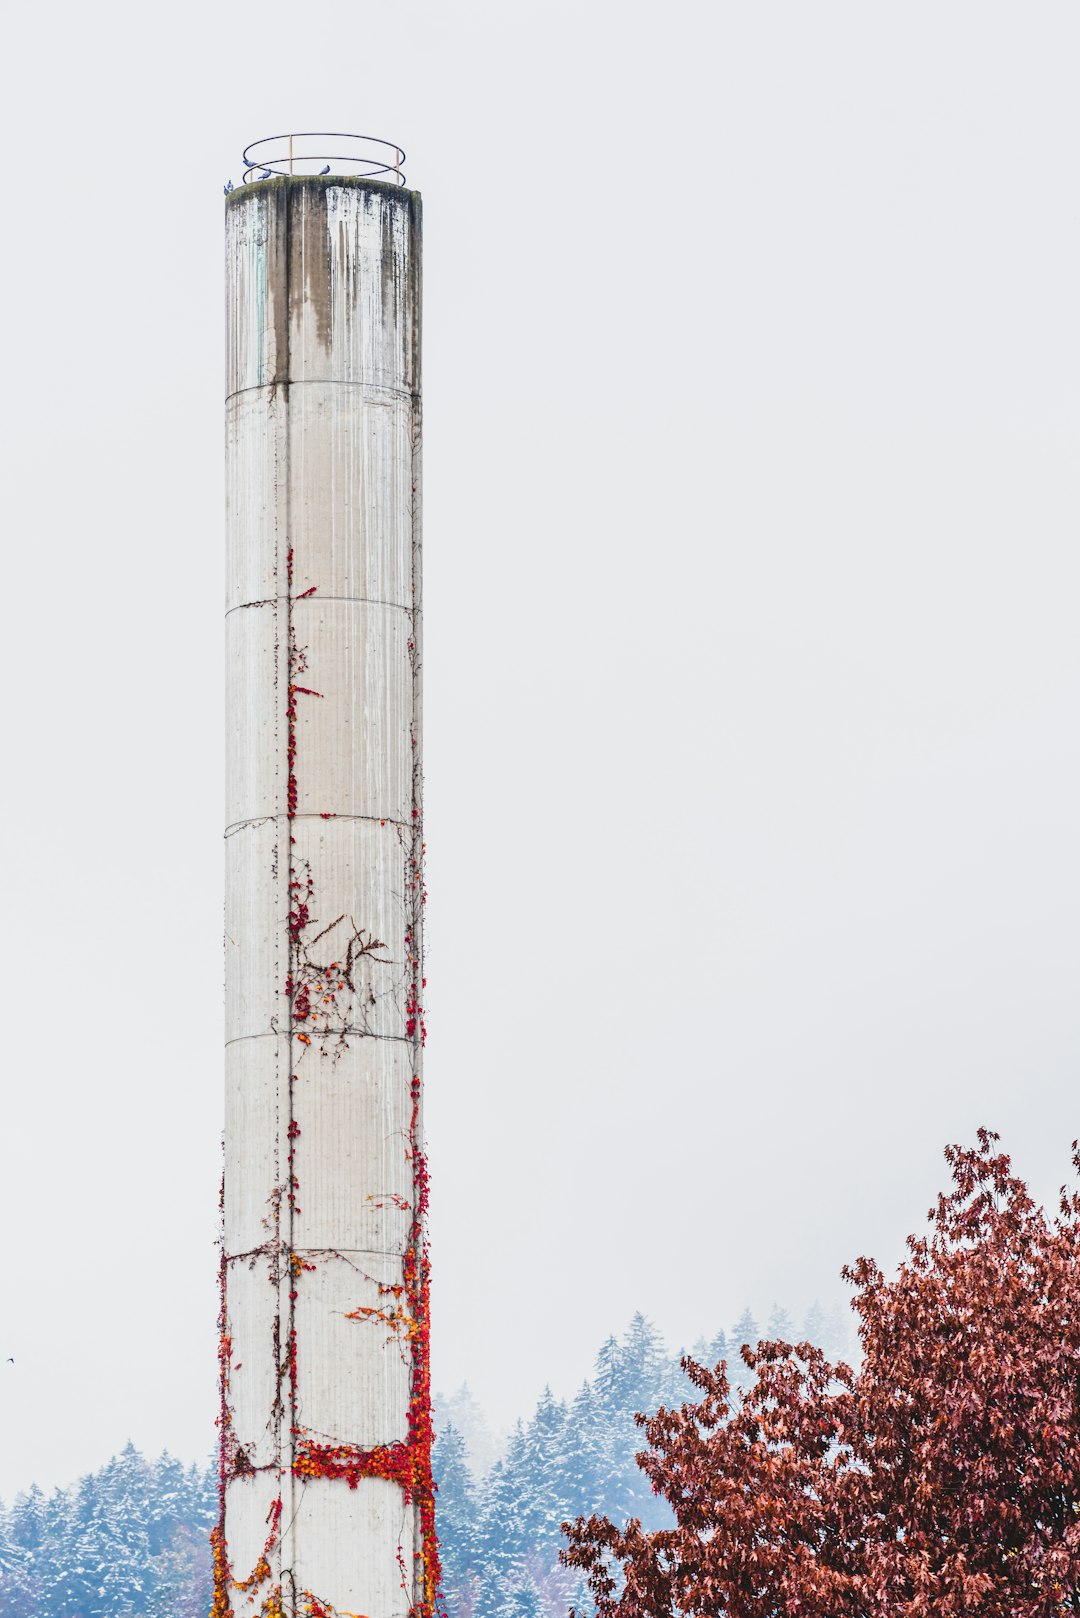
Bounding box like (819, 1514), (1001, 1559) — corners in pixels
(1, 1), (1078, 1497)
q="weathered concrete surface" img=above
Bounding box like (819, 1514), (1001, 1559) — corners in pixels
(222, 176), (424, 1618)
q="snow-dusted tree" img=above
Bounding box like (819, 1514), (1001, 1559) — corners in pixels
(765, 1302), (794, 1340)
(516, 1387), (571, 1556)
(146, 1523), (212, 1618)
(557, 1381), (610, 1522)
(589, 1317), (672, 1530)
(494, 1563), (545, 1618)
(434, 1423), (481, 1618)
(0, 1510), (33, 1618)
(435, 1383), (504, 1477)
(473, 1422), (530, 1613)
(727, 1306), (759, 1394)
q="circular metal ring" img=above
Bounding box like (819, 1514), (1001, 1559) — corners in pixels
(240, 133), (406, 185)
(241, 158), (404, 178)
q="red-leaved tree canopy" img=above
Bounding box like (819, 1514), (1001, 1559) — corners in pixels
(563, 1131), (1080, 1617)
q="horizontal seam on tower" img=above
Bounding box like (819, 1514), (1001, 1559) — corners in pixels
(225, 380), (417, 404)
(224, 1030), (414, 1050)
(222, 1249), (410, 1264)
(224, 812), (412, 837)
(289, 1246), (411, 1254)
(275, 1248), (410, 1259)
(224, 595), (417, 620)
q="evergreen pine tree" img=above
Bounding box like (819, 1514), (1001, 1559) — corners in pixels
(594, 1317), (671, 1529)
(435, 1383), (503, 1477)
(434, 1422), (481, 1618)
(731, 1306), (759, 1352)
(823, 1299), (855, 1362)
(474, 1423), (529, 1616)
(494, 1563), (545, 1618)
(7, 1484), (46, 1555)
(556, 1382), (608, 1522)
(766, 1302), (794, 1342)
(147, 1522), (211, 1618)
(705, 1325), (730, 1369)
(42, 1482), (73, 1551)
(610, 1314), (667, 1419)
(0, 1508), (33, 1618)
(517, 1387), (570, 1557)
(729, 1307), (759, 1393)
(147, 1450), (191, 1556)
(803, 1298), (827, 1348)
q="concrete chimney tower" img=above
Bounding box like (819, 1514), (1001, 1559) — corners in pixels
(217, 136), (431, 1618)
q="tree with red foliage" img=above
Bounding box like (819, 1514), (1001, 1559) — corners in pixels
(563, 1131), (1080, 1616)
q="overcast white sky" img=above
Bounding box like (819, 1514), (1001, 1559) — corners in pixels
(1, 1), (1078, 1500)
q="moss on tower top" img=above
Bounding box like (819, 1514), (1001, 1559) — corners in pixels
(226, 173), (421, 208)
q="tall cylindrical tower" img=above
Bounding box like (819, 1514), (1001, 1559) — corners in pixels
(219, 155), (429, 1618)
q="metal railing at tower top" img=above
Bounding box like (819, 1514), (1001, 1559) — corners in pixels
(241, 133), (406, 185)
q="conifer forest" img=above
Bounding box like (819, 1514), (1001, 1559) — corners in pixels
(0, 1308), (850, 1618)
(9, 1132), (1080, 1618)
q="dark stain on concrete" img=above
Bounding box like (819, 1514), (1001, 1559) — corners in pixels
(295, 182), (332, 357)
(227, 177), (423, 390)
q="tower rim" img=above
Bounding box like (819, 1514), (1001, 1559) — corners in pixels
(226, 173), (422, 205)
